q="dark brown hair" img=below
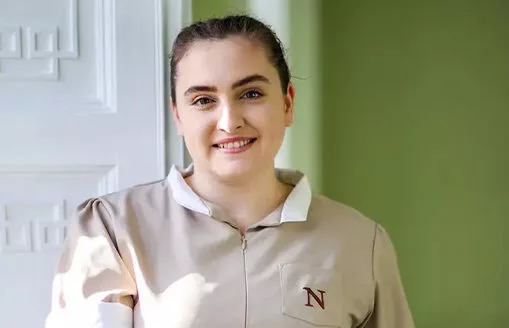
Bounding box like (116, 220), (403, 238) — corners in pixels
(169, 15), (291, 104)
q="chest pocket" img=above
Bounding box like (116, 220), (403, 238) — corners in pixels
(280, 263), (349, 327)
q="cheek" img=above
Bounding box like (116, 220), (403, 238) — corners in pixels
(252, 108), (286, 143)
(182, 115), (214, 146)
(264, 103), (287, 131)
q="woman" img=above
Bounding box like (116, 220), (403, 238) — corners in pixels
(46, 15), (414, 328)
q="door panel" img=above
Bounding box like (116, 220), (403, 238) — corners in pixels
(0, 0), (187, 326)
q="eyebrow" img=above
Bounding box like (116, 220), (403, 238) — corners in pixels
(232, 74), (270, 89)
(183, 74), (270, 97)
(183, 85), (217, 96)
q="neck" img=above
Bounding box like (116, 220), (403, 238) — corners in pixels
(186, 164), (292, 232)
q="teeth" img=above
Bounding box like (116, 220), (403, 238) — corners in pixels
(218, 139), (251, 149)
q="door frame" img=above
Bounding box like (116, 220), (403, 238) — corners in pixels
(160, 0), (192, 172)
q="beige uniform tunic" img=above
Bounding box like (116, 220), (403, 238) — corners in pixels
(45, 165), (414, 328)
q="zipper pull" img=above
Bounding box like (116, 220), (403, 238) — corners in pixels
(241, 235), (247, 250)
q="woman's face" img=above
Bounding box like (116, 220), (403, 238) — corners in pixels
(171, 35), (294, 180)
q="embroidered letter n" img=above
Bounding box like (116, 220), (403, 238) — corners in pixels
(303, 287), (326, 310)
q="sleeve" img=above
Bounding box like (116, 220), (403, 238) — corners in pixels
(45, 198), (137, 328)
(362, 224), (415, 328)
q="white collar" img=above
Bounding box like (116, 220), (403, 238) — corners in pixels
(167, 164), (312, 223)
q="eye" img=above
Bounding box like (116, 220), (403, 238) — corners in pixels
(241, 89), (263, 99)
(192, 97), (214, 106)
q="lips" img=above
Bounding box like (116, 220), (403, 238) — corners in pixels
(214, 138), (256, 149)
(213, 136), (256, 147)
(212, 137), (257, 153)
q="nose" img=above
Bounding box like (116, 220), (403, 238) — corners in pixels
(217, 102), (244, 133)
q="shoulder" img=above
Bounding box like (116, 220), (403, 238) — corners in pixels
(67, 177), (176, 250)
(308, 193), (379, 243)
(95, 177), (171, 213)
(70, 177), (173, 235)
(309, 193), (377, 227)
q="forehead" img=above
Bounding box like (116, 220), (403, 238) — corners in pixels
(175, 36), (278, 90)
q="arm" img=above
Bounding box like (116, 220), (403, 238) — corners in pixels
(362, 224), (415, 328)
(45, 198), (137, 328)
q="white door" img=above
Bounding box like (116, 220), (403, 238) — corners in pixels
(0, 0), (188, 327)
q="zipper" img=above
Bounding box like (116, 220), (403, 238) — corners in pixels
(241, 234), (248, 328)
(241, 234), (247, 251)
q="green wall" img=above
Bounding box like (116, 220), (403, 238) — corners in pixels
(189, 1), (509, 326)
(192, 0), (247, 20)
(288, 0), (322, 191)
(321, 1), (509, 326)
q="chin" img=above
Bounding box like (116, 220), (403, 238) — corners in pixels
(210, 161), (257, 181)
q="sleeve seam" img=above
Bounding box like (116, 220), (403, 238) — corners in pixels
(371, 223), (378, 283)
(96, 197), (138, 299)
(357, 222), (379, 327)
(96, 197), (118, 245)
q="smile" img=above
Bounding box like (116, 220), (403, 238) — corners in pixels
(213, 138), (257, 153)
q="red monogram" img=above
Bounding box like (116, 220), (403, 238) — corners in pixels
(303, 287), (326, 309)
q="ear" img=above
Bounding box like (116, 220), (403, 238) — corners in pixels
(170, 99), (184, 136)
(283, 82), (295, 127)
